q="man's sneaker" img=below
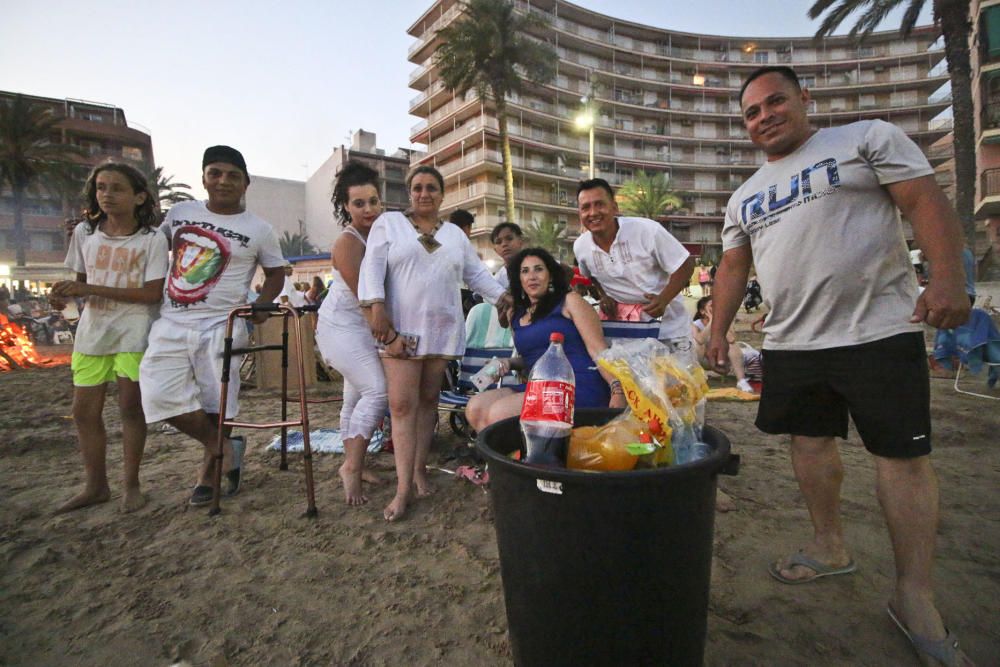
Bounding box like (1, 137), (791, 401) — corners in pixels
(225, 436), (245, 497)
(736, 378), (755, 394)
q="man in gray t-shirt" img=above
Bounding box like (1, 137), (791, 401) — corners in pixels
(708, 67), (972, 664)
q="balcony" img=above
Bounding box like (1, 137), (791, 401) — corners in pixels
(977, 168), (1000, 217)
(408, 4), (461, 59)
(981, 90), (1000, 143)
(424, 117), (499, 155)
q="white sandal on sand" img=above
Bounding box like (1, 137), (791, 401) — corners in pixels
(887, 603), (975, 667)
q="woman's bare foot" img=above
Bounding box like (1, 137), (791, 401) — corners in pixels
(55, 486), (111, 514)
(412, 466), (437, 498)
(361, 468), (383, 485)
(120, 486), (147, 513)
(383, 493), (409, 522)
(339, 464), (369, 506)
(715, 489), (736, 512)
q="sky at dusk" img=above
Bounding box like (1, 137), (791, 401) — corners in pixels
(0, 1), (933, 199)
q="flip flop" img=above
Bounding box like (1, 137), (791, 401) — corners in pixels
(887, 604), (974, 667)
(768, 551), (857, 585)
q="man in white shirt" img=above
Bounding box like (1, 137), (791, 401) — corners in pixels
(139, 146), (286, 506)
(572, 178), (695, 356)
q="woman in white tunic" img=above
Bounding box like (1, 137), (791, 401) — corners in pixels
(359, 166), (508, 521)
(315, 161), (387, 506)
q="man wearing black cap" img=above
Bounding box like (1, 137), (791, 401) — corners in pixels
(139, 145), (286, 506)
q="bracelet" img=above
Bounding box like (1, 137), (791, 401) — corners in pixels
(610, 380), (624, 395)
(384, 331), (399, 346)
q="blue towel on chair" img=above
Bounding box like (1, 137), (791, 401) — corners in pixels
(933, 309), (1000, 387)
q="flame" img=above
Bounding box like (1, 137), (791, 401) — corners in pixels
(0, 312), (43, 370)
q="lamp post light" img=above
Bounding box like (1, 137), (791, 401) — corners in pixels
(575, 110), (595, 179)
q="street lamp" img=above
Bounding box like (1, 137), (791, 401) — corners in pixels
(575, 97), (595, 179)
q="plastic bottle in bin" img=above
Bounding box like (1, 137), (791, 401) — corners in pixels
(519, 332), (576, 466)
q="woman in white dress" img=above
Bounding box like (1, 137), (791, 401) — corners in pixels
(359, 166), (509, 521)
(315, 161), (387, 506)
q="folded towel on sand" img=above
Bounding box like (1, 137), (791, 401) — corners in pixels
(265, 428), (384, 454)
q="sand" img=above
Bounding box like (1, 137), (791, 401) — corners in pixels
(1, 315), (998, 666)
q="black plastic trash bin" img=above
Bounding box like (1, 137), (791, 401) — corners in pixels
(477, 408), (739, 667)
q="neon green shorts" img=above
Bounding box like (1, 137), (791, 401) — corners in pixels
(71, 352), (144, 386)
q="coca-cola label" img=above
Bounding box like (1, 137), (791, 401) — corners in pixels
(521, 380), (575, 425)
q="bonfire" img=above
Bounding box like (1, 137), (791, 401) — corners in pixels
(0, 312), (43, 370)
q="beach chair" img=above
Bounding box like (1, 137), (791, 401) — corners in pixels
(933, 308), (1000, 400)
(601, 319), (663, 344)
(438, 346), (517, 440)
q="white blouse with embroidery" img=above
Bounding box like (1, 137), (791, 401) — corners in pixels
(358, 211), (506, 358)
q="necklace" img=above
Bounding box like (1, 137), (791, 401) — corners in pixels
(407, 215), (442, 252)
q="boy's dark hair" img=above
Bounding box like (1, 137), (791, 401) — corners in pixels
(490, 221), (523, 243)
(331, 160), (381, 227)
(576, 178), (615, 201)
(81, 161), (158, 234)
(449, 209), (475, 230)
(739, 66), (802, 105)
(507, 247), (570, 323)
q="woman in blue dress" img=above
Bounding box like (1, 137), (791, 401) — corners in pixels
(466, 248), (627, 432)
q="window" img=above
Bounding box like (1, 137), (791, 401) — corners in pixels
(29, 232), (57, 252)
(753, 50), (769, 64)
(122, 146), (143, 161)
(77, 140), (102, 155)
(857, 46), (875, 58)
(799, 75), (816, 88)
(859, 94), (876, 109)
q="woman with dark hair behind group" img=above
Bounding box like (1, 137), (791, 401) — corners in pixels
(466, 247), (627, 433)
(359, 165), (509, 521)
(314, 161), (388, 505)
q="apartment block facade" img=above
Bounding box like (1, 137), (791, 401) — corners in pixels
(0, 92), (155, 286)
(407, 0), (952, 259)
(972, 0), (1000, 278)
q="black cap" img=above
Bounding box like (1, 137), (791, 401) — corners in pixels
(202, 145), (249, 182)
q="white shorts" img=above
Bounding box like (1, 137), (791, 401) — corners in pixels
(139, 318), (249, 423)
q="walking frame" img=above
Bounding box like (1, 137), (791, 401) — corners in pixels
(209, 302), (319, 517)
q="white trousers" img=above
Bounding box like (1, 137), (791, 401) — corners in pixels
(316, 316), (387, 441)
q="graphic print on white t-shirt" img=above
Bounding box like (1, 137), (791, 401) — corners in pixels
(167, 225), (234, 305)
(738, 158), (842, 234)
(157, 201), (285, 325)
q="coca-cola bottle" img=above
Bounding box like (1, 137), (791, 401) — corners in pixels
(519, 332), (576, 466)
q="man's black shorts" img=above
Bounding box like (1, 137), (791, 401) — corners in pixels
(756, 332), (930, 458)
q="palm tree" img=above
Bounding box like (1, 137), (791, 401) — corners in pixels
(617, 171), (683, 220)
(435, 0), (556, 223)
(523, 217), (567, 259)
(279, 229), (317, 257)
(147, 166), (194, 211)
(809, 0), (975, 249)
(0, 94), (82, 266)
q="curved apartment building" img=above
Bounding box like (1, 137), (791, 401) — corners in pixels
(407, 0), (952, 258)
